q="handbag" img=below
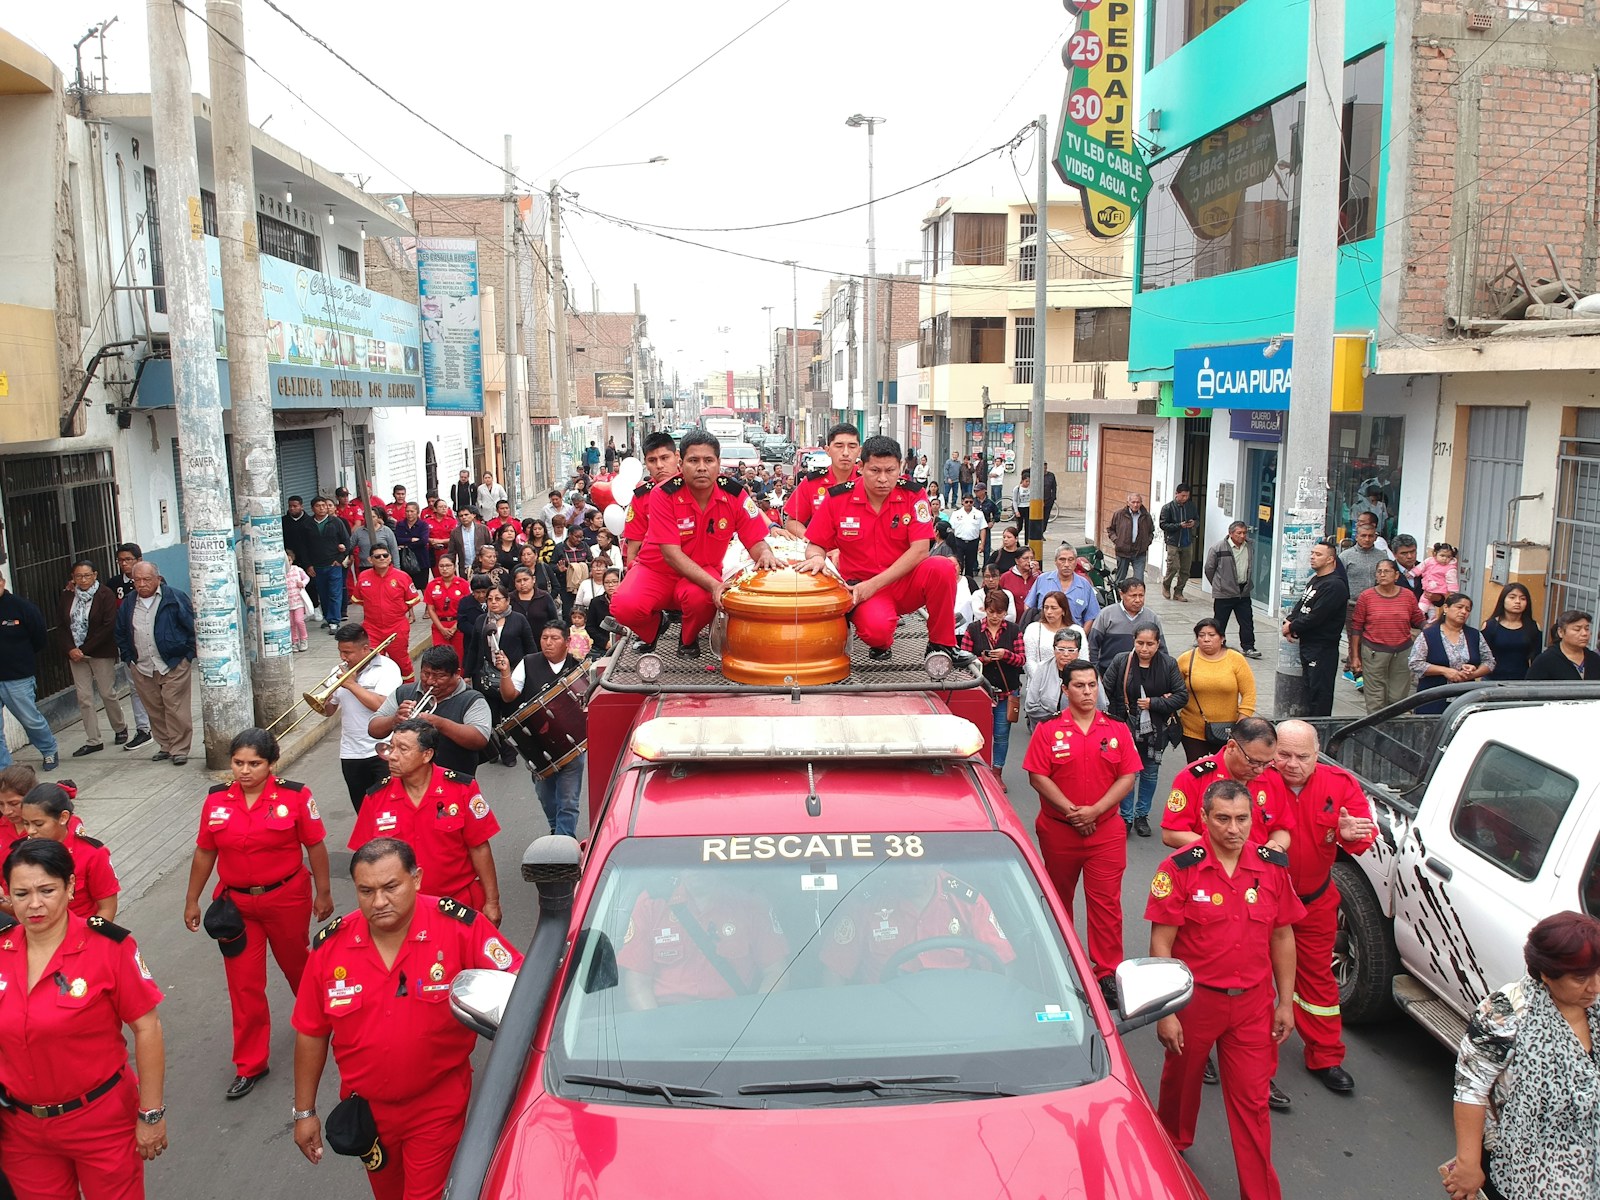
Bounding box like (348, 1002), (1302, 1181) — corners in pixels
(1005, 693), (1020, 724)
(1182, 651), (1233, 750)
(399, 546), (420, 574)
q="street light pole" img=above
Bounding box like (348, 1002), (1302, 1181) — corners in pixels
(786, 259), (799, 441)
(846, 114), (885, 438)
(761, 304), (774, 424)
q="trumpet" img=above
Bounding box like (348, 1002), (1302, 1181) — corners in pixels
(408, 686), (439, 718)
(265, 632), (398, 736)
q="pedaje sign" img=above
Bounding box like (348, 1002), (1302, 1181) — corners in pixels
(1053, 0), (1150, 237)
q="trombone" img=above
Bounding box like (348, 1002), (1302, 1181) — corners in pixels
(265, 632), (398, 736)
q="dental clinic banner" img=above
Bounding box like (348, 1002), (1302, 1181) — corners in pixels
(417, 237), (485, 414)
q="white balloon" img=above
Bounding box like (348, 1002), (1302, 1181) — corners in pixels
(611, 479), (635, 507)
(604, 503), (627, 536)
(617, 457), (644, 489)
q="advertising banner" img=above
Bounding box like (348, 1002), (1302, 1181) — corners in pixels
(594, 371), (634, 400)
(1173, 340), (1293, 410)
(1053, 0), (1150, 238)
(417, 238), (485, 414)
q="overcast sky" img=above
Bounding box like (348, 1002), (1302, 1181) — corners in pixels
(14, 1), (1075, 387)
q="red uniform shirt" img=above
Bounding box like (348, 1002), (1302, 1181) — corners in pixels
(636, 477), (769, 574)
(484, 516), (522, 540)
(347, 768), (500, 901)
(291, 897), (521, 1104)
(805, 477), (936, 581)
(424, 512), (457, 549)
(353, 567), (419, 626)
(1160, 754), (1296, 845)
(1281, 763), (1376, 895)
(336, 501), (365, 530)
(616, 884), (788, 1006)
(820, 871), (1016, 983)
(0, 914), (163, 1104)
(1145, 840), (1306, 989)
(385, 501), (410, 525)
(1023, 711), (1144, 843)
(621, 479), (662, 545)
(2, 829), (119, 919)
(196, 777), (326, 888)
(423, 576), (470, 622)
(783, 465), (860, 531)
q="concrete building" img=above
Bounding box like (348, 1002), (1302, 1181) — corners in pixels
(770, 325), (819, 442)
(568, 306), (661, 455)
(917, 196), (1139, 523)
(812, 272), (919, 447)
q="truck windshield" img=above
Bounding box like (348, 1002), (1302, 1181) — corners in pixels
(548, 832), (1101, 1106)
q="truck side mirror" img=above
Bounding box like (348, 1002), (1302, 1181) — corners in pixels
(450, 969), (517, 1039)
(1111, 957), (1194, 1034)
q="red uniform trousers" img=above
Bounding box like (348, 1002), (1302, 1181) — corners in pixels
(222, 870), (312, 1077)
(608, 565), (714, 646)
(363, 1070), (470, 1200)
(1291, 884), (1344, 1069)
(0, 1073), (143, 1200)
(366, 622), (414, 683)
(848, 557), (958, 648)
(430, 626), (464, 662)
(1034, 815), (1124, 981)
(1156, 979), (1281, 1200)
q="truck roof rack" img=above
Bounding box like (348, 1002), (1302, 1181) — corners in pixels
(598, 612), (989, 696)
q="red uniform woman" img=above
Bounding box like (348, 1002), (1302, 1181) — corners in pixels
(424, 554), (470, 660)
(183, 727), (333, 1099)
(0, 839), (167, 1198)
(15, 784), (119, 921)
(0, 763), (37, 840)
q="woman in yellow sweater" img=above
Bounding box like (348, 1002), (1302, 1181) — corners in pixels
(1175, 617), (1257, 761)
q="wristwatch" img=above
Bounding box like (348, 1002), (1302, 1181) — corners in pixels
(138, 1106), (166, 1125)
(292, 1106), (317, 1121)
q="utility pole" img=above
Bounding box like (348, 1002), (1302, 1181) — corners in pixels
(1273, 0), (1345, 716)
(1028, 114), (1049, 561)
(548, 181), (573, 482)
(148, 0), (253, 766)
(207, 0), (292, 729)
(864, 124), (879, 437)
(632, 283), (644, 448)
(502, 135), (524, 514)
(787, 260), (799, 441)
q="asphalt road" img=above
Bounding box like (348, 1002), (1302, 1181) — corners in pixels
(121, 732), (1458, 1200)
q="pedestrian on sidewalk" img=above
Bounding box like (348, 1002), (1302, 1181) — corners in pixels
(113, 563), (196, 766)
(424, 554), (470, 661)
(1026, 548), (1102, 629)
(1339, 516), (1390, 685)
(1349, 558), (1425, 712)
(394, 501), (431, 594)
(305, 498), (351, 631)
(1159, 483), (1199, 602)
(1107, 493), (1155, 585)
(1042, 464), (1058, 531)
(942, 452), (961, 505)
(959, 455), (975, 500)
(285, 549), (311, 652)
(1012, 469), (1034, 544)
(1203, 521), (1261, 658)
(1176, 618), (1257, 762)
(111, 544), (154, 750)
(183, 726), (334, 1100)
(351, 509), (398, 575)
(323, 624), (401, 812)
(17, 782), (120, 919)
(476, 471), (506, 514)
(1282, 540), (1349, 718)
(281, 499), (319, 615)
(947, 496), (987, 586)
(1089, 577), (1167, 666)
(973, 484), (1001, 559)
(56, 561), (127, 756)
(450, 469), (476, 516)
(1102, 625), (1187, 837)
(0, 572), (58, 772)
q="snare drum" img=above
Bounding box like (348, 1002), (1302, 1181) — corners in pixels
(493, 669), (590, 778)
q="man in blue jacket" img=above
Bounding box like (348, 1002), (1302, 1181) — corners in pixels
(0, 572), (58, 771)
(114, 561), (197, 765)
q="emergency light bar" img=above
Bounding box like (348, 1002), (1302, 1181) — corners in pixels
(630, 714), (985, 763)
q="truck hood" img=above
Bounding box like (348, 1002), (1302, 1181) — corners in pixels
(481, 1079), (1205, 1199)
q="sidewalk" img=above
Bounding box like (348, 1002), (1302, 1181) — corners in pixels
(16, 617), (431, 904)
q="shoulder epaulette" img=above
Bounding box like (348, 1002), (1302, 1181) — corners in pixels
(827, 479), (857, 497)
(276, 777), (304, 791)
(662, 477), (685, 495)
(312, 916), (344, 947)
(442, 769), (463, 783)
(1173, 844), (1207, 869)
(363, 776), (390, 796)
(437, 896), (478, 925)
(802, 467), (830, 482)
(897, 475), (925, 495)
(85, 915), (130, 942)
(207, 781), (231, 795)
(635, 479), (657, 497)
(1187, 759), (1219, 778)
(1256, 844), (1290, 868)
(77, 833), (105, 849)
(717, 475), (746, 495)
(941, 875), (978, 903)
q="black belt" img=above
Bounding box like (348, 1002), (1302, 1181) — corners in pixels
(1195, 982), (1257, 997)
(3, 1070), (123, 1119)
(1298, 875), (1333, 906)
(228, 869), (302, 897)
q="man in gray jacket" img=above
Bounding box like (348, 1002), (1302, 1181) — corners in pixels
(1088, 577), (1167, 666)
(1203, 521), (1262, 658)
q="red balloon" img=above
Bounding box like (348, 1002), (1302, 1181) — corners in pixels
(590, 480), (615, 509)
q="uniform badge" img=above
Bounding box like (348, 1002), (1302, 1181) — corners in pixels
(275, 804), (289, 819)
(742, 494), (760, 518)
(68, 977), (88, 998)
(625, 504), (636, 522)
(483, 937), (514, 970)
(334, 966), (347, 980)
(135, 949), (154, 982)
(1166, 790), (1186, 813)
(1109, 737), (1119, 749)
(948, 917), (961, 935)
(1245, 888), (1259, 904)
(429, 962), (445, 983)
(1054, 728), (1066, 741)
(307, 797), (320, 822)
(469, 795), (489, 819)
(447, 803), (460, 817)
(1150, 870), (1173, 899)
(1325, 829), (1335, 843)
(833, 917), (855, 944)
(717, 518), (728, 531)
(1256, 791), (1267, 806)
(1211, 894), (1225, 906)
(914, 499), (931, 523)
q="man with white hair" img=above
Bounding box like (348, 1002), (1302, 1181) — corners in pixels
(1271, 720), (1380, 1095)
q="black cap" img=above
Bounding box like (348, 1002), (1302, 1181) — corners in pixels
(325, 1094), (387, 1171)
(202, 896), (247, 958)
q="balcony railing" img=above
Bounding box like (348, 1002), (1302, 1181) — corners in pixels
(1014, 252), (1125, 283)
(1012, 361), (1113, 396)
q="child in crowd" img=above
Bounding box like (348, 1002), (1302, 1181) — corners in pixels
(568, 606), (593, 661)
(285, 548), (312, 651)
(1420, 542), (1459, 618)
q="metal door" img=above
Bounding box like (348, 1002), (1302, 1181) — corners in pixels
(1460, 406), (1527, 610)
(275, 430), (319, 505)
(1246, 446), (1277, 601)
(1546, 410), (1600, 637)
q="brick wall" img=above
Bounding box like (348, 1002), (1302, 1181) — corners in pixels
(568, 311), (635, 414)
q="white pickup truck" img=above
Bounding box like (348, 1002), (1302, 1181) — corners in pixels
(1309, 682), (1600, 1048)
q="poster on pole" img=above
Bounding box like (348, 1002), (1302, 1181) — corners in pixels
(188, 529), (246, 689)
(417, 238), (485, 414)
(250, 515), (292, 659)
(1052, 0), (1150, 238)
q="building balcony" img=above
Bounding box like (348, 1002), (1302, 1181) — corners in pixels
(1014, 252), (1126, 283)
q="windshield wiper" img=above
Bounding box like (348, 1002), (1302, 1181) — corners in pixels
(563, 1072), (724, 1106)
(738, 1074), (1017, 1097)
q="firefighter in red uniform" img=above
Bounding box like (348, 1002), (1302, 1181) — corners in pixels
(422, 553), (470, 660)
(621, 431), (681, 567)
(1272, 719), (1378, 1093)
(821, 862), (1016, 984)
(782, 421), (861, 539)
(334, 488), (365, 532)
(1161, 716), (1295, 853)
(1024, 659), (1142, 1001)
(182, 727), (333, 1099)
(423, 500), (457, 576)
(617, 871), (789, 1009)
(11, 783), (120, 921)
(347, 720), (503, 923)
(610, 429), (779, 655)
(348, 546), (421, 682)
(292, 837), (521, 1200)
(0, 839), (168, 1198)
(799, 435), (966, 660)
(1147, 778), (1304, 1200)
(384, 486), (410, 525)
